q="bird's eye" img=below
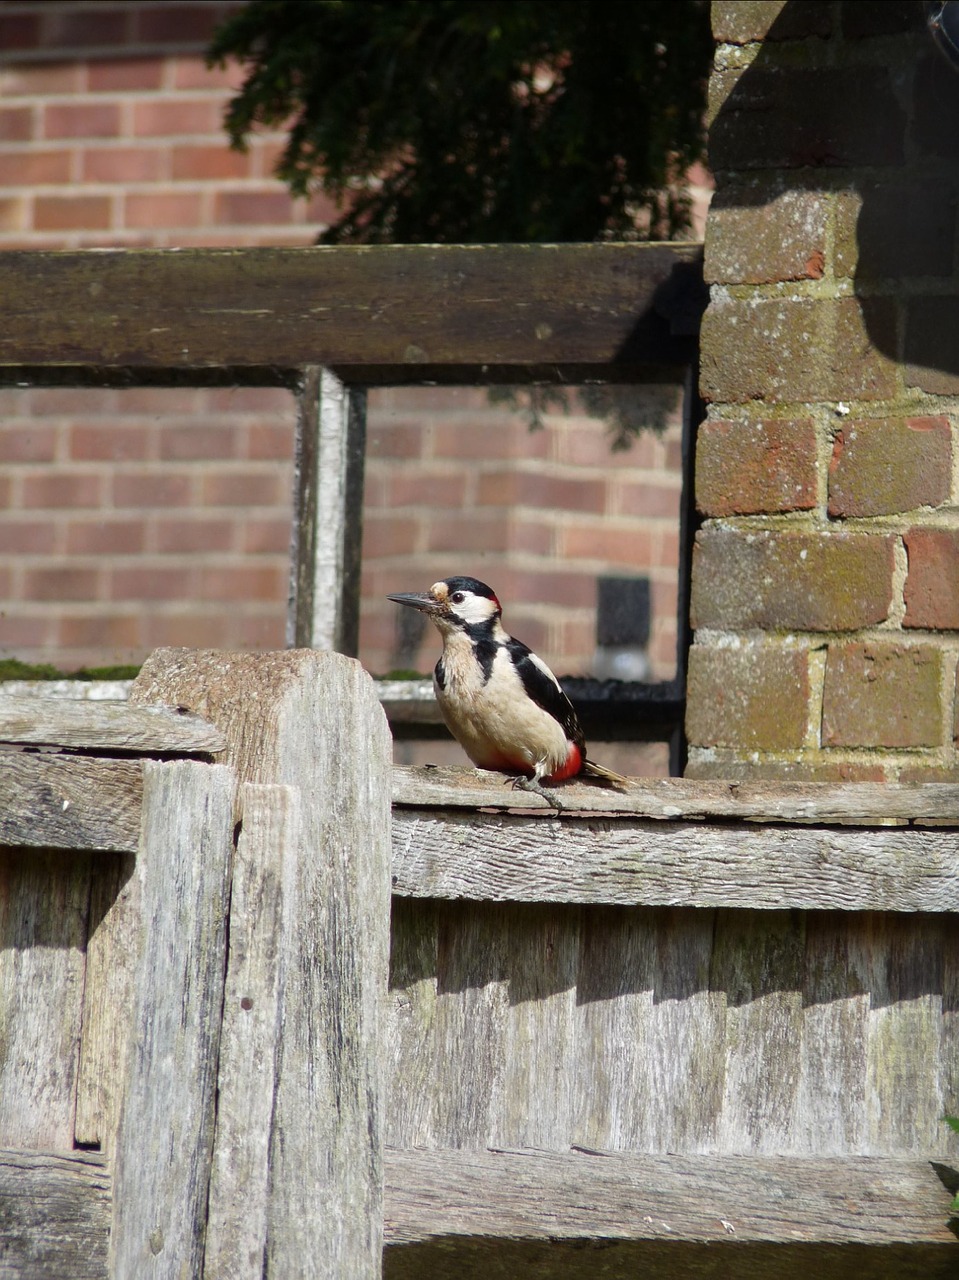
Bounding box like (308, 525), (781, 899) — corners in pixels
(451, 591), (465, 604)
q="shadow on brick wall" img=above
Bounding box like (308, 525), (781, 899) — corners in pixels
(707, 0), (959, 396)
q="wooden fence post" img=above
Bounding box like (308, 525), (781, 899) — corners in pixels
(131, 648), (392, 1280)
(109, 759), (236, 1279)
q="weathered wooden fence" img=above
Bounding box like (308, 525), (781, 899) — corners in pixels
(1, 653), (958, 1278)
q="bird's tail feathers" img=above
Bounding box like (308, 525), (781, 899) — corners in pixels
(580, 759), (629, 790)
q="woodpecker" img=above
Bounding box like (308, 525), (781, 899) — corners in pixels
(388, 576), (628, 809)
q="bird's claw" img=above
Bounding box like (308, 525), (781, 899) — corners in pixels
(508, 774), (564, 813)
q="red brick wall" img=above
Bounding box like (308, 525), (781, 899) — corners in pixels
(1, 0), (696, 783)
(691, 0), (959, 780)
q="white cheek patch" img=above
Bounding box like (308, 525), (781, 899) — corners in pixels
(452, 593), (498, 626)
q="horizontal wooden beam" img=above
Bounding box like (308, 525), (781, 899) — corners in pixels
(0, 243), (704, 386)
(391, 796), (959, 913)
(392, 765), (959, 823)
(0, 1148), (110, 1280)
(0, 695), (225, 755)
(383, 1147), (959, 1279)
(0, 754), (142, 852)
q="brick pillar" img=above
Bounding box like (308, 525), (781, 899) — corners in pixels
(690, 0), (959, 780)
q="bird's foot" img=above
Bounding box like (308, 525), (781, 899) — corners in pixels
(507, 774), (564, 813)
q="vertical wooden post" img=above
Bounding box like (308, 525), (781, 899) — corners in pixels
(132, 648), (392, 1280)
(109, 760), (236, 1280)
(288, 367), (368, 655)
(204, 783), (299, 1277)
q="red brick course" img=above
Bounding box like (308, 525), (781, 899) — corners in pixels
(827, 417), (951, 518)
(821, 643), (943, 748)
(691, 528), (895, 632)
(700, 296), (899, 405)
(903, 529), (959, 630)
(685, 646), (810, 751)
(693, 3), (959, 776)
(696, 418), (817, 516)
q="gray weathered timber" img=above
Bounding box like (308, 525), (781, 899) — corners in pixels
(204, 783), (299, 1280)
(572, 905), (724, 1152)
(74, 850), (139, 1153)
(382, 1148), (959, 1279)
(0, 755), (142, 852)
(287, 368), (367, 654)
(392, 764), (959, 823)
(109, 760), (235, 1280)
(0, 1149), (110, 1280)
(0, 848), (93, 1150)
(383, 1146), (957, 1246)
(132, 648), (392, 1280)
(0, 244), (703, 384)
(385, 902), (959, 1156)
(0, 695), (225, 754)
(391, 807), (959, 911)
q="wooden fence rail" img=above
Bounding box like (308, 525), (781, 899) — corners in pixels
(1, 656), (958, 1278)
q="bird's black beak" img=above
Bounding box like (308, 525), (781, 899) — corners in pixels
(387, 591), (441, 614)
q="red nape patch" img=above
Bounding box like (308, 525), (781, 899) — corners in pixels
(547, 744), (582, 783)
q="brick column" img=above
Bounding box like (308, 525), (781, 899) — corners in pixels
(690, 0), (959, 780)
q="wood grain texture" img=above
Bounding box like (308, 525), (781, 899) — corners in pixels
(133, 648), (392, 1279)
(0, 755), (142, 852)
(0, 695), (224, 754)
(109, 760), (235, 1280)
(0, 243), (703, 383)
(0, 847), (92, 1150)
(383, 1146), (958, 1246)
(204, 783), (299, 1280)
(391, 807), (959, 911)
(382, 1148), (959, 1279)
(74, 851), (139, 1153)
(0, 1148), (110, 1280)
(386, 903), (959, 1157)
(393, 764), (959, 823)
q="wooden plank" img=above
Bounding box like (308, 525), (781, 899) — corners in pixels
(0, 1148), (110, 1280)
(392, 764), (959, 823)
(855, 914), (948, 1154)
(712, 911), (805, 1153)
(0, 244), (703, 383)
(490, 905), (579, 1149)
(385, 899), (439, 1148)
(110, 759), (235, 1280)
(387, 901), (957, 1159)
(391, 808), (959, 911)
(0, 755), (142, 852)
(795, 912), (869, 1153)
(0, 847), (93, 1150)
(132, 648), (392, 1280)
(573, 906), (724, 1151)
(287, 368), (367, 654)
(0, 695), (225, 754)
(382, 1148), (959, 1279)
(205, 783), (299, 1280)
(74, 851), (139, 1153)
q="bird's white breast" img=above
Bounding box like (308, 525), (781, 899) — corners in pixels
(434, 634), (568, 774)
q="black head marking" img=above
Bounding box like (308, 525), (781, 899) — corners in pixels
(442, 577), (501, 614)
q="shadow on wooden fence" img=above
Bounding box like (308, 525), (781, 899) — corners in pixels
(1, 648), (958, 1278)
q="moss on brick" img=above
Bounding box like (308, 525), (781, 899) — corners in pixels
(903, 528), (959, 630)
(701, 296), (898, 406)
(686, 645), (809, 751)
(821, 642), (943, 748)
(828, 417), (951, 518)
(696, 418), (817, 516)
(691, 528), (895, 632)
